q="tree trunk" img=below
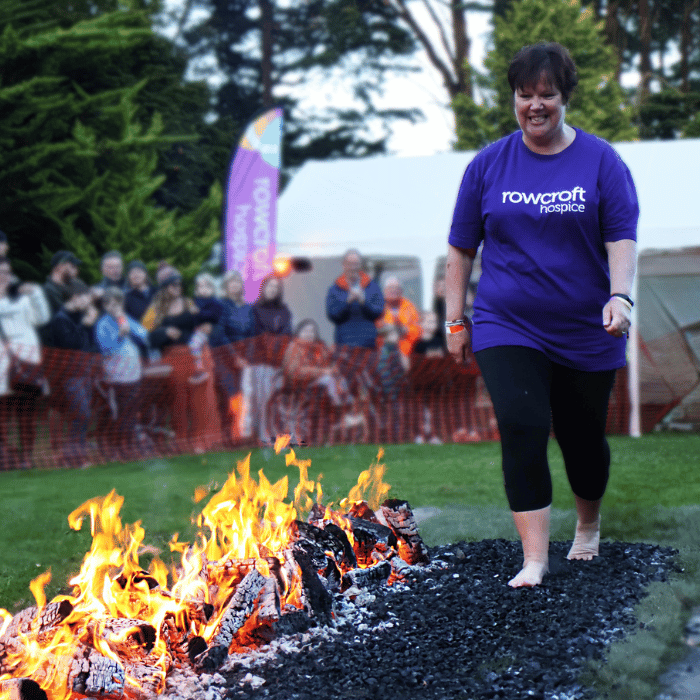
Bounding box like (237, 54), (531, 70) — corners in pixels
(637, 0), (652, 102)
(450, 0), (472, 98)
(603, 0), (624, 82)
(260, 0), (274, 109)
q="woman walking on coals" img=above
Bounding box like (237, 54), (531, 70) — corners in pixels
(445, 42), (639, 588)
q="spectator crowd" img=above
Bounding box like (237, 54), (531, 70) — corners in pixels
(0, 239), (453, 471)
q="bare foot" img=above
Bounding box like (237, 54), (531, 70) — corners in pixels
(567, 516), (601, 561)
(508, 560), (548, 588)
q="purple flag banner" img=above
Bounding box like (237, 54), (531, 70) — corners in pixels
(223, 107), (283, 302)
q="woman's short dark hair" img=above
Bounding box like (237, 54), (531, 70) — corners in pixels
(507, 42), (579, 104)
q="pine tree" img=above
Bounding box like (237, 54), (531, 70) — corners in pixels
(453, 0), (637, 150)
(180, 0), (418, 168)
(0, 2), (221, 281)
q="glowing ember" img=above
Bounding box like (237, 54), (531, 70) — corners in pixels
(0, 444), (425, 700)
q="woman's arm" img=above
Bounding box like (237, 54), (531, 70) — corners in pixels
(445, 243), (476, 363)
(603, 238), (637, 337)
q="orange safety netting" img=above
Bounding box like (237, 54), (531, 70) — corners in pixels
(0, 334), (632, 470)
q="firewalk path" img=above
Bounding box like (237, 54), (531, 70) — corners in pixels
(412, 507), (700, 700)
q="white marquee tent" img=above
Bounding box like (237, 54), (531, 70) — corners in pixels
(276, 138), (700, 434)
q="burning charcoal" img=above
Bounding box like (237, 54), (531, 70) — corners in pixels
(70, 647), (126, 699)
(341, 560), (392, 592)
(380, 499), (430, 565)
(348, 517), (398, 567)
(272, 610), (312, 637)
(293, 550), (333, 624)
(0, 678), (48, 700)
(195, 568), (267, 670)
(0, 601), (74, 675)
(348, 501), (379, 523)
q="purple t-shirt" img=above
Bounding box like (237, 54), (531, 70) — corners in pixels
(448, 128), (639, 371)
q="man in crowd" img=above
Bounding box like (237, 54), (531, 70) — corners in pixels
(39, 251), (81, 345)
(326, 249), (384, 349)
(48, 278), (99, 466)
(43, 250), (81, 315)
(96, 250), (125, 290)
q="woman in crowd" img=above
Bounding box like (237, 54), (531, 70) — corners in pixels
(141, 268), (221, 453)
(248, 275), (292, 444)
(219, 270), (256, 344)
(193, 273), (225, 348)
(445, 42), (638, 588)
(95, 287), (150, 460)
(192, 272), (244, 442)
(124, 260), (155, 322)
(252, 275), (292, 337)
(0, 257), (51, 469)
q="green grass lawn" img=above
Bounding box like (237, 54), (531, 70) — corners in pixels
(1, 433), (699, 698)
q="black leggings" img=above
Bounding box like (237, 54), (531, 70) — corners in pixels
(475, 346), (617, 512)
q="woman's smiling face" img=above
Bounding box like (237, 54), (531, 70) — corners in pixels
(514, 77), (567, 152)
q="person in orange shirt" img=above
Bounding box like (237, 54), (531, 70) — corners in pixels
(376, 277), (422, 358)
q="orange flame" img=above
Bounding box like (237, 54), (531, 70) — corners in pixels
(0, 445), (393, 699)
(342, 448), (390, 511)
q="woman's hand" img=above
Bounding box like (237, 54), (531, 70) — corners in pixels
(603, 297), (632, 337)
(165, 326), (181, 340)
(446, 326), (471, 364)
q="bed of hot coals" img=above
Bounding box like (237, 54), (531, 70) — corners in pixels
(168, 539), (677, 700)
(0, 441), (679, 700)
(0, 443), (431, 700)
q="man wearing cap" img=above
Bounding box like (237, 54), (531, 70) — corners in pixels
(39, 251), (81, 345)
(43, 251), (81, 316)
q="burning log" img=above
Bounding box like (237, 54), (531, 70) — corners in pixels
(347, 517), (397, 567)
(291, 520), (347, 567)
(68, 643), (167, 700)
(256, 575), (282, 623)
(194, 568), (267, 670)
(0, 601), (74, 675)
(292, 550), (333, 625)
(69, 647), (126, 699)
(322, 523), (357, 569)
(341, 560), (392, 592)
(380, 499), (430, 565)
(348, 501), (379, 523)
(87, 618), (158, 659)
(0, 678), (48, 700)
